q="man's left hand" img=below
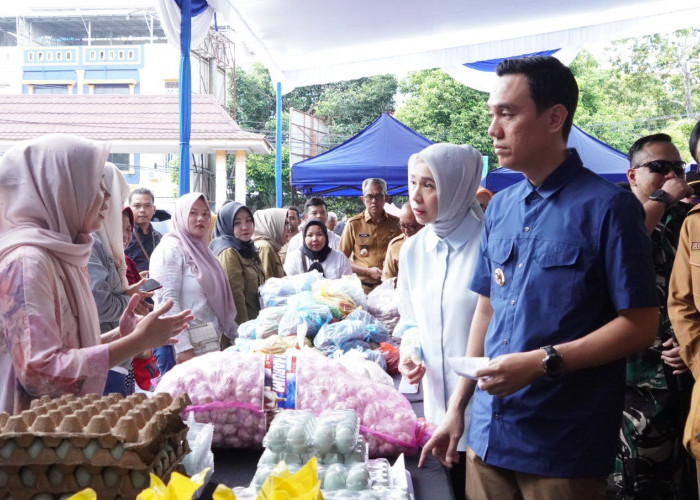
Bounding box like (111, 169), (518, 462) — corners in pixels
(476, 350), (543, 397)
(661, 337), (690, 375)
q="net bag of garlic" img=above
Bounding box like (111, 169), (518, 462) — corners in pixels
(156, 349), (432, 457)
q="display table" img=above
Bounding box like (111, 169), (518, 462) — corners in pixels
(198, 376), (455, 500)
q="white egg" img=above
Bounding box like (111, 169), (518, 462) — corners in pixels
(322, 464), (347, 491)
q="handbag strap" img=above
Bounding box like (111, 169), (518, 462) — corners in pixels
(132, 226), (153, 263)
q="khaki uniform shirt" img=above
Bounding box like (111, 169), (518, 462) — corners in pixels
(339, 210), (400, 291)
(254, 239), (286, 281)
(216, 247), (265, 325)
(669, 204), (700, 377)
(382, 233), (406, 280)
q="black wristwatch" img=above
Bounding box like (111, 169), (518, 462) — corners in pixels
(540, 345), (563, 379)
(649, 189), (672, 210)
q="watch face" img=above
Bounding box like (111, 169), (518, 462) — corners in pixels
(543, 351), (563, 378)
(650, 190), (669, 203)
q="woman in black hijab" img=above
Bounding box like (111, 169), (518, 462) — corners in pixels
(283, 219), (352, 279)
(210, 202), (266, 340)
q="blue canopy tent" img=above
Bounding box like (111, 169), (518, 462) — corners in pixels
(481, 125), (630, 192)
(291, 113), (433, 196)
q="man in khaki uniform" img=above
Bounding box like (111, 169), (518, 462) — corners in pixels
(668, 119), (700, 496)
(339, 178), (400, 293)
(382, 202), (423, 281)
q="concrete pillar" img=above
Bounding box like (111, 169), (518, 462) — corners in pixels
(215, 149), (228, 211)
(235, 150), (247, 204)
(75, 69), (85, 95)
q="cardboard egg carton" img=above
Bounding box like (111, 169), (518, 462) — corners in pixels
(0, 392), (192, 499)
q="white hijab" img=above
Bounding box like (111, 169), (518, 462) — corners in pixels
(408, 143), (484, 238)
(0, 134), (110, 350)
(97, 162), (130, 290)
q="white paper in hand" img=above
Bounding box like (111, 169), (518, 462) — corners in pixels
(448, 356), (490, 380)
(398, 377), (419, 394)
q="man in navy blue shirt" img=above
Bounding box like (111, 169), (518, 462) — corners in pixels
(419, 56), (658, 499)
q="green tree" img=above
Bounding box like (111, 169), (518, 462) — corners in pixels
(394, 69), (494, 166)
(230, 146), (296, 210)
(231, 62), (276, 132)
(572, 38), (699, 158)
(229, 65), (400, 205)
(314, 75), (398, 137)
(612, 29), (700, 119)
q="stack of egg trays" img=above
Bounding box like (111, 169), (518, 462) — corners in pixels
(0, 392), (191, 499)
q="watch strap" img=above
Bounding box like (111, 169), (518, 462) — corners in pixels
(649, 189), (672, 210)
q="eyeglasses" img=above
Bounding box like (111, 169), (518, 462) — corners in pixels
(363, 194), (385, 201)
(632, 160), (686, 177)
(400, 223), (420, 231)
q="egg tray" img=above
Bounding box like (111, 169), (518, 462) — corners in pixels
(0, 392), (190, 468)
(0, 459), (186, 500)
(0, 392), (192, 499)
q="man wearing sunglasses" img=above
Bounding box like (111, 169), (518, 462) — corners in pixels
(615, 133), (696, 498)
(627, 133), (693, 234)
(382, 202), (424, 281)
(339, 177), (400, 293)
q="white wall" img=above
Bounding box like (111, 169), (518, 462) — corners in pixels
(0, 47), (23, 94)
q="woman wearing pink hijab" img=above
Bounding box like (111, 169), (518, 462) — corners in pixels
(150, 192), (237, 373)
(0, 134), (192, 415)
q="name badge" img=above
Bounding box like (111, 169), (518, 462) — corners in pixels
(692, 242), (700, 250)
(359, 233), (370, 237)
(494, 268), (506, 287)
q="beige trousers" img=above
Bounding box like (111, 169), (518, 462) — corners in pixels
(465, 447), (606, 500)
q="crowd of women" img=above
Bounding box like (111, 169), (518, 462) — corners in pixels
(0, 129), (493, 498)
(0, 132), (382, 413)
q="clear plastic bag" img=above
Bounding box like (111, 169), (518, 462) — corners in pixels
(336, 350), (392, 386)
(366, 278), (400, 335)
(260, 271), (324, 308)
(344, 308), (390, 344)
(311, 275), (368, 318)
(183, 412), (215, 481)
(239, 306), (288, 340)
(278, 293), (334, 337)
(313, 320), (367, 353)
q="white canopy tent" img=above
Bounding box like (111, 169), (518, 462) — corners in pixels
(152, 0), (700, 204)
(160, 0), (700, 93)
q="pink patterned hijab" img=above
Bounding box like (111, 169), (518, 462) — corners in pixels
(163, 192), (237, 335)
(0, 134), (110, 349)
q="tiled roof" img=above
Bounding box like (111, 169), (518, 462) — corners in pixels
(0, 94), (271, 154)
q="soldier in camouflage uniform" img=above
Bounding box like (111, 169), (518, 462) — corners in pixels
(612, 134), (697, 499)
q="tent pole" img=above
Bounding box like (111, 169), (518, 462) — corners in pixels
(275, 81), (282, 207)
(178, 0), (192, 196)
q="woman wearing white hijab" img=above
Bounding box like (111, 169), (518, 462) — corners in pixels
(396, 143), (484, 497)
(150, 192), (237, 373)
(0, 134), (192, 414)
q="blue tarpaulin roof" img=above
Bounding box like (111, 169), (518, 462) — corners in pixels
(291, 113), (433, 196)
(480, 125), (629, 192)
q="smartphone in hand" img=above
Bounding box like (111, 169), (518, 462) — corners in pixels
(140, 278), (162, 292)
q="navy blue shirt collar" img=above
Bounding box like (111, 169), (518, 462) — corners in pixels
(516, 149), (583, 203)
